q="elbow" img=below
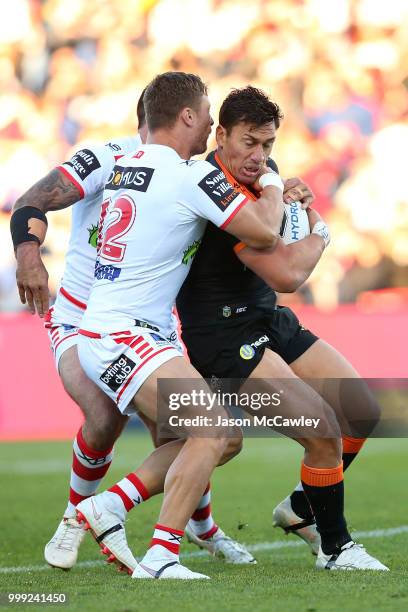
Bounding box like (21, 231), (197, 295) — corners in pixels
(272, 271), (304, 293)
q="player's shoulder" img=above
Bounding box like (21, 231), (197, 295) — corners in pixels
(103, 134), (142, 157)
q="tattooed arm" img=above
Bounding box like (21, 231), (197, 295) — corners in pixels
(13, 169), (82, 317)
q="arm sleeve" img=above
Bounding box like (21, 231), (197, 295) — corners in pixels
(57, 144), (115, 200)
(180, 161), (251, 229)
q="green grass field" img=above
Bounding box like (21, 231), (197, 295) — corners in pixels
(1, 434), (407, 612)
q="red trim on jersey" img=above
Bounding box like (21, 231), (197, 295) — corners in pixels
(57, 165), (85, 199)
(138, 347), (154, 359)
(60, 287), (87, 310)
(220, 196), (250, 230)
(116, 346), (175, 402)
(114, 154), (125, 161)
(78, 329), (102, 338)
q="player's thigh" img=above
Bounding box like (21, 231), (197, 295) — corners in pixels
(243, 348), (341, 440)
(133, 356), (240, 441)
(59, 345), (126, 427)
(290, 339), (379, 433)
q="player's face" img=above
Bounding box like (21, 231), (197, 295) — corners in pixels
(191, 95), (214, 156)
(216, 121), (276, 185)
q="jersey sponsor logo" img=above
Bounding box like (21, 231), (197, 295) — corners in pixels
(198, 169), (239, 211)
(87, 224), (98, 248)
(106, 166), (154, 192)
(182, 239), (201, 265)
(240, 344), (255, 360)
(65, 149), (101, 180)
(251, 334), (269, 348)
(100, 354), (136, 392)
(94, 262), (121, 281)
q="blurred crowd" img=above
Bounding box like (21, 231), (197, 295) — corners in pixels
(1, 0), (408, 311)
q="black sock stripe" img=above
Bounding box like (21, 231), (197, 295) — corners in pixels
(95, 523), (123, 543)
(155, 561), (179, 579)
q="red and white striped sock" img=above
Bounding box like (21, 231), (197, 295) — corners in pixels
(65, 427), (114, 517)
(150, 524), (184, 557)
(108, 472), (150, 514)
(188, 483), (219, 540)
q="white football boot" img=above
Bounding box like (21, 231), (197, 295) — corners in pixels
(316, 541), (389, 571)
(272, 495), (320, 555)
(44, 517), (87, 569)
(76, 493), (138, 575)
(132, 562), (210, 580)
(132, 546), (209, 580)
(185, 525), (256, 564)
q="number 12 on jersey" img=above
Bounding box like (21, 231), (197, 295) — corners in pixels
(98, 195), (136, 262)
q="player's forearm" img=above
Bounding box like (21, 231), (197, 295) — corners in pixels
(280, 234), (325, 291)
(237, 234), (324, 293)
(13, 168), (80, 214)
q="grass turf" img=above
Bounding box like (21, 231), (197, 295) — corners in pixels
(0, 435), (407, 612)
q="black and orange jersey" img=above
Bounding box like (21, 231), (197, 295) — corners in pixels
(176, 150), (278, 326)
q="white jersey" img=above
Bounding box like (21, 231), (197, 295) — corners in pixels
(80, 144), (249, 338)
(51, 135), (142, 325)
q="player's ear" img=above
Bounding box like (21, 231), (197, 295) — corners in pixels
(216, 124), (227, 148)
(180, 107), (195, 127)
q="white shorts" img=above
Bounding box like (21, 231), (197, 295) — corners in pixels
(47, 322), (79, 371)
(77, 326), (183, 415)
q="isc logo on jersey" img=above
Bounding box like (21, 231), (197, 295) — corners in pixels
(106, 166), (154, 192)
(198, 169), (238, 211)
(280, 201), (310, 244)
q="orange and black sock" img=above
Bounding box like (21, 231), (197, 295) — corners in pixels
(290, 436), (367, 521)
(342, 436), (366, 470)
(301, 462), (351, 555)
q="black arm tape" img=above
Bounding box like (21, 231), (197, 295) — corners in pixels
(10, 206), (48, 249)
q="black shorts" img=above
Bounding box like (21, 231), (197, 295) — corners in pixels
(181, 305), (319, 381)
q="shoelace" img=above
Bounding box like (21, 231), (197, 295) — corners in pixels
(341, 543), (378, 568)
(213, 535), (251, 558)
(56, 520), (83, 551)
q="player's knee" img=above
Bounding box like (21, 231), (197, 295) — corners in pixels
(305, 437), (342, 464)
(83, 412), (127, 450)
(220, 434), (243, 464)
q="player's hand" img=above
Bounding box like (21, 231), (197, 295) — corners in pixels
(283, 177), (314, 209)
(15, 242), (50, 317)
(252, 165), (274, 193)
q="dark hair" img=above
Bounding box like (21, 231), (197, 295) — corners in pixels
(219, 86), (283, 133)
(137, 87), (146, 129)
(144, 72), (208, 131)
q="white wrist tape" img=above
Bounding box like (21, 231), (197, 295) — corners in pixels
(312, 221), (330, 247)
(259, 172), (284, 192)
